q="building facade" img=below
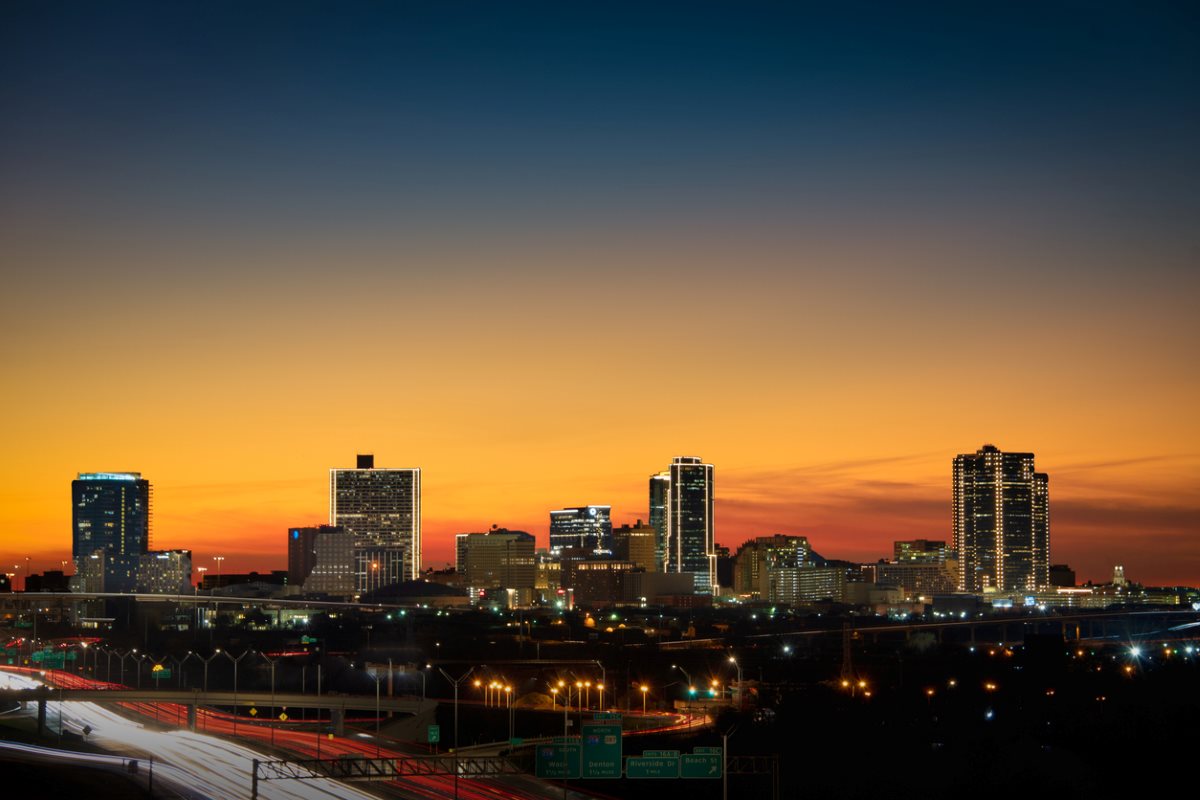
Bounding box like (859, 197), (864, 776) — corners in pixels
(72, 472), (151, 592)
(648, 471), (670, 570)
(462, 529), (536, 606)
(666, 456), (715, 594)
(613, 521), (658, 571)
(953, 444), (1049, 593)
(548, 506), (612, 556)
(330, 454), (421, 590)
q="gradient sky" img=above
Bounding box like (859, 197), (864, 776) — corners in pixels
(2, 2), (1198, 586)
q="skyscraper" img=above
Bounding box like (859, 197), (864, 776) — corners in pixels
(953, 444), (1049, 593)
(648, 471), (670, 571)
(666, 456), (715, 594)
(72, 472), (150, 592)
(548, 506), (612, 555)
(330, 454), (421, 591)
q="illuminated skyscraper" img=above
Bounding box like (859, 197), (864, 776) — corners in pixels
(648, 471), (670, 570)
(953, 444), (1049, 593)
(548, 506), (612, 555)
(330, 454), (421, 591)
(666, 456), (715, 594)
(72, 472), (150, 592)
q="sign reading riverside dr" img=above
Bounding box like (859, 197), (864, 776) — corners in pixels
(581, 716), (622, 779)
(627, 755), (679, 778)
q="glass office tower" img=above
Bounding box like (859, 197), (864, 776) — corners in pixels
(666, 456), (715, 594)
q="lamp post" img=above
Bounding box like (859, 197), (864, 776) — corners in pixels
(640, 684), (649, 715)
(596, 682), (605, 711)
(505, 685), (513, 741)
(727, 656), (743, 710)
(438, 666), (475, 753)
(220, 650), (250, 735)
(259, 652), (278, 746)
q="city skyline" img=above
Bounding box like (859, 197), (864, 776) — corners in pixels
(4, 441), (1195, 588)
(2, 3), (1197, 588)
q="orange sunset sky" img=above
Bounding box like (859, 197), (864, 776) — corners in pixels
(2, 4), (1198, 587)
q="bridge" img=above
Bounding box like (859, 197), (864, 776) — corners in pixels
(0, 685), (437, 736)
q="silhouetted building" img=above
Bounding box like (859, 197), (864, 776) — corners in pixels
(953, 444), (1049, 593)
(549, 506), (612, 556)
(24, 570), (70, 593)
(288, 525), (341, 586)
(732, 535), (812, 598)
(666, 456), (715, 593)
(331, 454), (421, 590)
(1049, 564), (1076, 587)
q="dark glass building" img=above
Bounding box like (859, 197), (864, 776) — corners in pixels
(549, 506), (613, 556)
(666, 456), (715, 594)
(953, 444), (1049, 593)
(72, 472), (151, 593)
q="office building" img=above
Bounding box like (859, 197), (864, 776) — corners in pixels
(288, 525), (342, 586)
(953, 444), (1049, 593)
(666, 456), (715, 593)
(894, 539), (949, 563)
(72, 472), (151, 561)
(330, 454), (421, 591)
(648, 471), (670, 570)
(461, 529), (536, 606)
(732, 535), (812, 598)
(549, 506), (612, 555)
(304, 528), (356, 597)
(136, 550), (193, 595)
(613, 521), (658, 571)
(72, 471), (151, 593)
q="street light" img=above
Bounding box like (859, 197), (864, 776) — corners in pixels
(596, 682), (605, 711)
(640, 684), (649, 715)
(438, 666), (475, 753)
(221, 649), (250, 735)
(727, 656), (743, 710)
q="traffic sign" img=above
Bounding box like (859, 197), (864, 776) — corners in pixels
(152, 668), (171, 680)
(626, 756), (679, 778)
(643, 750), (679, 758)
(278, 713), (288, 721)
(535, 743), (581, 779)
(681, 754), (721, 778)
(427, 724), (440, 743)
(694, 747), (721, 755)
(581, 719), (622, 779)
(249, 708), (258, 717)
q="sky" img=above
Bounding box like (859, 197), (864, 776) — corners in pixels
(1, 2), (1198, 586)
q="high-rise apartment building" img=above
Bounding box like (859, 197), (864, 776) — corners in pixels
(666, 456), (715, 594)
(548, 506), (612, 556)
(330, 454), (421, 591)
(72, 472), (151, 592)
(648, 472), (670, 570)
(953, 444), (1049, 593)
(72, 472), (151, 560)
(613, 520), (658, 571)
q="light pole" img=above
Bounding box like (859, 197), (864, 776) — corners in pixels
(221, 650), (250, 735)
(505, 685), (513, 741)
(727, 656), (743, 710)
(212, 556), (224, 586)
(597, 682), (605, 711)
(438, 666), (475, 753)
(640, 684), (649, 715)
(260, 652), (278, 746)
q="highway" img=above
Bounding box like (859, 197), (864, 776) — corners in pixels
(1, 666), (580, 800)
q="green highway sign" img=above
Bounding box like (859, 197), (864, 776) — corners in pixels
(581, 719), (622, 779)
(152, 668), (171, 680)
(427, 725), (440, 743)
(535, 743), (581, 779)
(593, 712), (621, 720)
(626, 756), (679, 779)
(681, 754), (722, 778)
(694, 746), (722, 755)
(643, 750), (679, 757)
